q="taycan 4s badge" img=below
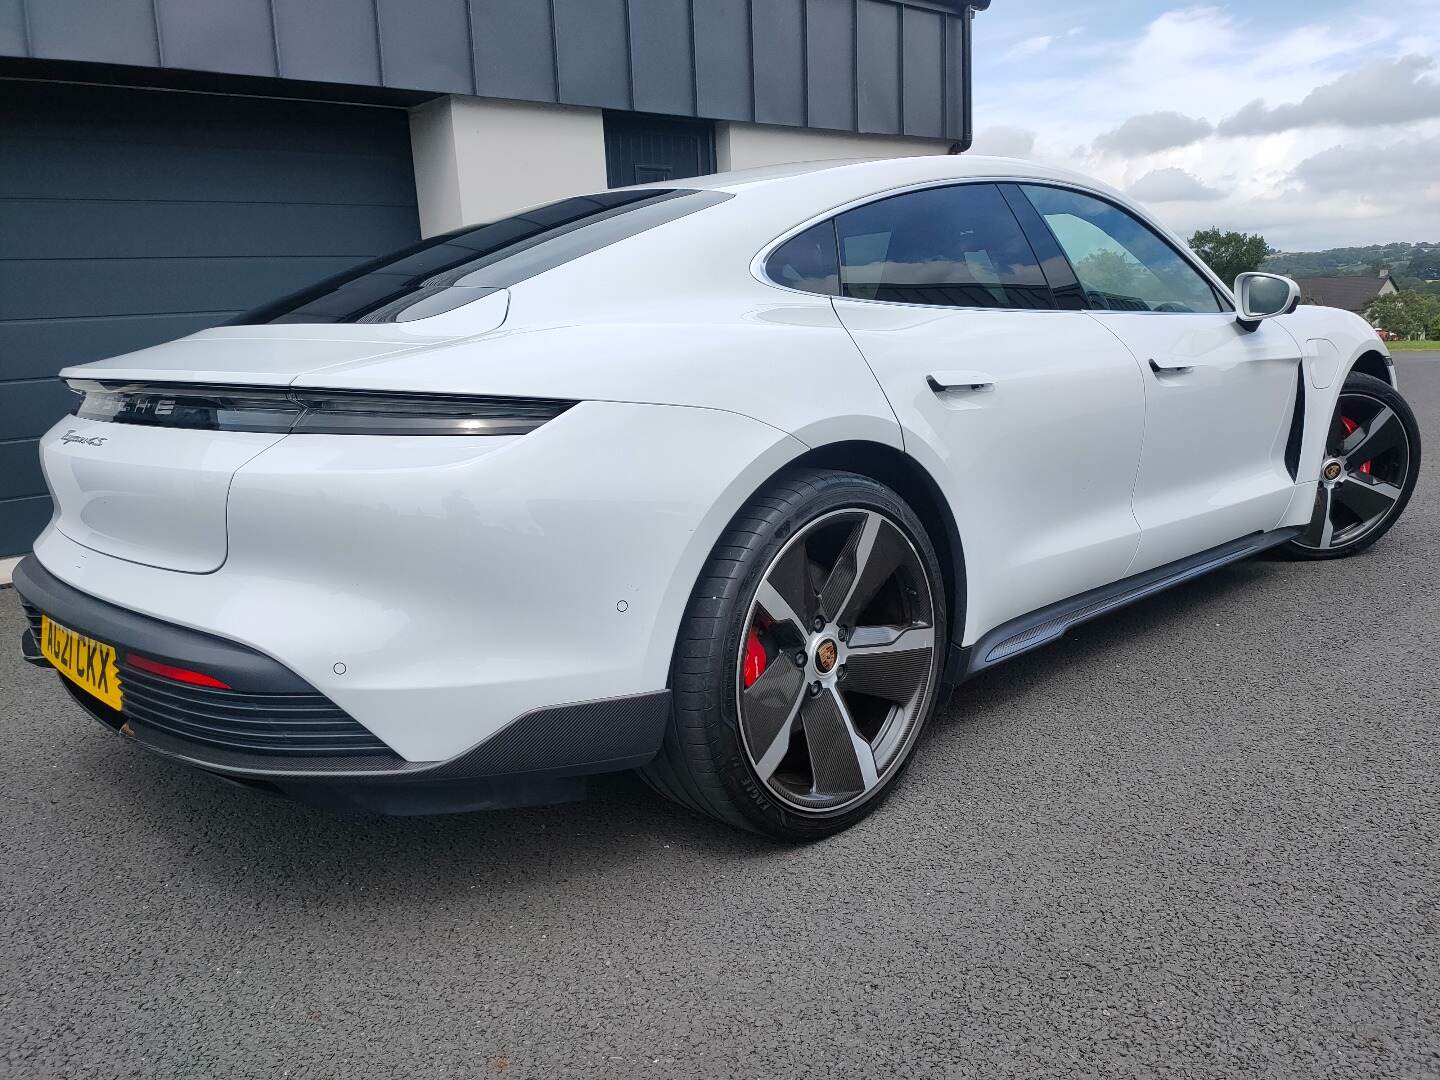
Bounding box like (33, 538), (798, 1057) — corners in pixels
(60, 429), (106, 447)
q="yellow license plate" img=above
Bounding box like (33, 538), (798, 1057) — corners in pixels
(40, 615), (124, 711)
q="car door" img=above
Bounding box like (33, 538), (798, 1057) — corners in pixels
(803, 181), (1148, 642)
(1019, 185), (1303, 574)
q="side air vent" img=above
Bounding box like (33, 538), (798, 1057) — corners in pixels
(1283, 366), (1306, 480)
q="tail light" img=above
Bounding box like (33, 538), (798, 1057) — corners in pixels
(67, 381), (574, 437)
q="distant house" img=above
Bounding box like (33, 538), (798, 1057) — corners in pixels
(1296, 271), (1399, 316)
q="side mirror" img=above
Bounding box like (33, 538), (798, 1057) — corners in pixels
(1235, 272), (1299, 331)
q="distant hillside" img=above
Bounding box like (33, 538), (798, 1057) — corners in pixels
(1263, 242), (1440, 284)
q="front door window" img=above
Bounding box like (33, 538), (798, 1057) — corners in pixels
(1021, 185), (1226, 314)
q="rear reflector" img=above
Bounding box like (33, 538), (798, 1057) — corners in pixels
(125, 654), (232, 690)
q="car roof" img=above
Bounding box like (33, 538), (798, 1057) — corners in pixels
(667, 155), (1119, 200)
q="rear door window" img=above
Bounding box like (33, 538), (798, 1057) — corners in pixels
(834, 183), (1053, 309)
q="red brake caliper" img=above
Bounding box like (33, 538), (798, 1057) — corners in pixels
(1339, 416), (1372, 475)
(742, 624), (768, 688)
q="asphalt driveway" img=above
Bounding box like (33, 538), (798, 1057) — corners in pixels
(3, 360), (1437, 1079)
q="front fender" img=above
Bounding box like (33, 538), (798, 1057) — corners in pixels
(1274, 306), (1396, 529)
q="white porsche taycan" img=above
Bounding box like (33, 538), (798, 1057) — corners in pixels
(16, 156), (1420, 838)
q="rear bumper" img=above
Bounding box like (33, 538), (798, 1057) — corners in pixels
(32, 400), (800, 762)
(14, 555), (671, 806)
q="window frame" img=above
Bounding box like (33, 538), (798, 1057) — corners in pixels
(1015, 182), (1236, 315)
(753, 177), (1235, 316)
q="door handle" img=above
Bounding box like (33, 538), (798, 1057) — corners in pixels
(927, 371), (995, 393)
(1149, 358), (1194, 375)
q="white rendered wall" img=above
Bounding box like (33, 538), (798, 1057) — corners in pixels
(716, 121), (952, 171)
(410, 102), (953, 237)
(409, 96), (609, 236)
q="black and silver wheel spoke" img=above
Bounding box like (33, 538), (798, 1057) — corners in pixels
(755, 543), (813, 635)
(1299, 484), (1336, 548)
(1334, 474), (1402, 523)
(799, 687), (877, 796)
(826, 513), (918, 629)
(741, 660), (806, 779)
(736, 506), (938, 814)
(842, 625), (935, 704)
(1341, 405), (1403, 463)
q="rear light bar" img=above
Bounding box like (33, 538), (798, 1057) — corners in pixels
(125, 653), (232, 690)
(66, 381), (574, 437)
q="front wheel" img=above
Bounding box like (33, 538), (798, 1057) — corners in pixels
(1284, 371), (1421, 560)
(643, 469), (948, 840)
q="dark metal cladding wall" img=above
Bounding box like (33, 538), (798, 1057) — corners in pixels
(0, 81), (420, 557)
(0, 0), (976, 140)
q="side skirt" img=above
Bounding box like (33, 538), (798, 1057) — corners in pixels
(960, 527), (1302, 679)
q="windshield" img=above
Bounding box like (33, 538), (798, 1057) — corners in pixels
(229, 188), (730, 325)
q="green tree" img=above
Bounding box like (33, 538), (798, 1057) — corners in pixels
(1188, 228), (1271, 285)
(1074, 249), (1151, 300)
(1405, 251), (1440, 280)
(1368, 291), (1440, 339)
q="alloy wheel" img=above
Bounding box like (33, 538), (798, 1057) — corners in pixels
(1295, 390), (1412, 551)
(735, 508), (939, 814)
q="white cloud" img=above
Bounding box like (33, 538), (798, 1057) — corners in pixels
(1294, 135), (1440, 195)
(970, 0), (1440, 249)
(1094, 112), (1214, 155)
(1218, 55), (1440, 136)
(970, 126), (1038, 158)
(1002, 34), (1055, 61)
(1128, 167), (1225, 202)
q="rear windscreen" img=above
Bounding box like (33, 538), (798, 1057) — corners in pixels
(229, 188), (731, 325)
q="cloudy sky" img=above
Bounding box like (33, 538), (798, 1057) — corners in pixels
(970, 1), (1440, 252)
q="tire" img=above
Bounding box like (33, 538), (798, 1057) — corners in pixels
(642, 468), (949, 840)
(1282, 371), (1421, 560)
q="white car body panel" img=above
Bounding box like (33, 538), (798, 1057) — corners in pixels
(1091, 311), (1303, 573)
(25, 154), (1398, 772)
(35, 402), (802, 761)
(43, 424), (286, 573)
(832, 301), (1146, 640)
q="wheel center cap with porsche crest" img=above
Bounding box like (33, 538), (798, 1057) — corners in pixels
(814, 638), (839, 675)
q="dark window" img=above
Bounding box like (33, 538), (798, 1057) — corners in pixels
(1020, 185), (1227, 314)
(231, 189), (731, 325)
(765, 222), (840, 296)
(834, 184), (1052, 309)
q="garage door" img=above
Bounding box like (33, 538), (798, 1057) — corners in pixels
(0, 81), (421, 557)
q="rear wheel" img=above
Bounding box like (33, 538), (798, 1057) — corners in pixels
(644, 469), (948, 839)
(1284, 372), (1420, 560)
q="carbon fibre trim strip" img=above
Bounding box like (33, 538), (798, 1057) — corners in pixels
(53, 671), (670, 783)
(964, 528), (1302, 677)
